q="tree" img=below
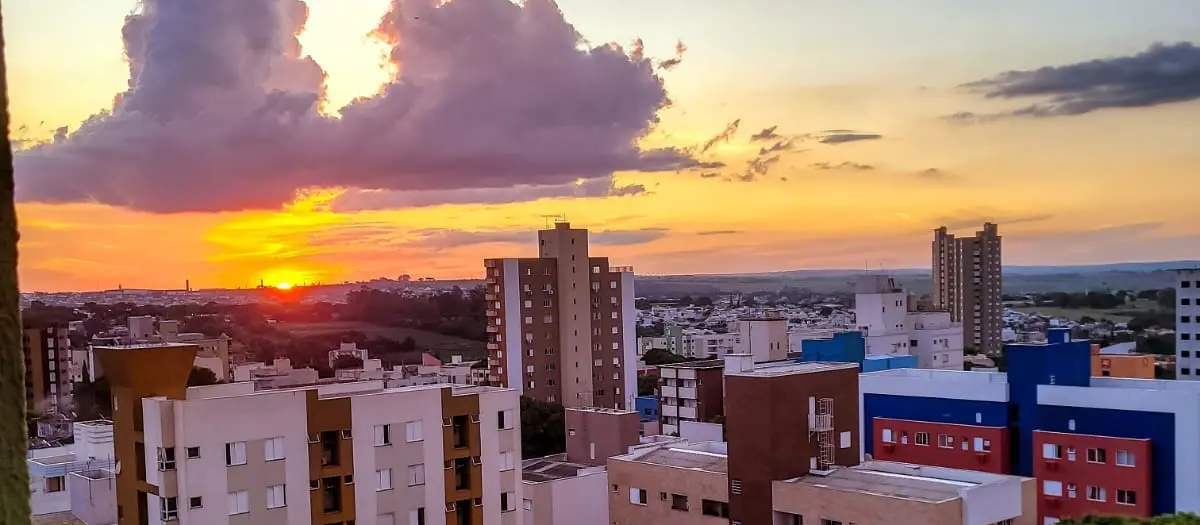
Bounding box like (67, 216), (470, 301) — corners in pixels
(643, 348), (688, 366)
(694, 296), (713, 307)
(1058, 513), (1200, 525)
(332, 355), (364, 370)
(520, 397), (565, 459)
(187, 366), (221, 386)
(1157, 288), (1177, 310)
(637, 375), (659, 396)
(742, 297), (758, 308)
(0, 12), (31, 522)
(677, 295), (693, 306)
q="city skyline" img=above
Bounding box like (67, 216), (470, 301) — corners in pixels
(7, 0), (1200, 292)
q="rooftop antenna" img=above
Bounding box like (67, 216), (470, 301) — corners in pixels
(539, 214), (568, 228)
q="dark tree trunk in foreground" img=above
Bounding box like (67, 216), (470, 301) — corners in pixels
(0, 3), (32, 523)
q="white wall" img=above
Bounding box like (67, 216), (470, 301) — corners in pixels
(855, 291), (907, 337)
(621, 271), (637, 409)
(478, 388), (524, 525)
(502, 259), (524, 394)
(960, 475), (1024, 525)
(548, 471), (609, 525)
(860, 370), (1009, 402)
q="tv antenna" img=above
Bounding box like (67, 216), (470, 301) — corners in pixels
(540, 214), (568, 228)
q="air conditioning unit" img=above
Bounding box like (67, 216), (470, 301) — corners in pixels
(471, 456), (482, 466)
(470, 414), (480, 424)
(442, 417), (453, 427)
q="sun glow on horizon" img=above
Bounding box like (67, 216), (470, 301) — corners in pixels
(275, 282), (293, 290)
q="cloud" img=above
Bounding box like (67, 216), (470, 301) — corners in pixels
(952, 42), (1200, 119)
(657, 40), (687, 70)
(330, 176), (646, 211)
(810, 161), (874, 171)
(818, 132), (882, 144)
(933, 210), (1054, 230)
(408, 229), (532, 250)
(591, 228), (669, 246)
(739, 154), (781, 182)
(697, 230), (741, 236)
(915, 168), (953, 180)
(15, 0), (706, 213)
(698, 119), (741, 154)
(699, 172), (721, 179)
(758, 140), (794, 155)
(749, 125), (780, 141)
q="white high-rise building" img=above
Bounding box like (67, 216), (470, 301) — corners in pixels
(854, 274), (964, 370)
(1176, 268), (1200, 379)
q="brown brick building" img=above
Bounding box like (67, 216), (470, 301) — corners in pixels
(658, 360), (725, 435)
(484, 222), (636, 409)
(933, 222), (1003, 355)
(23, 324), (71, 416)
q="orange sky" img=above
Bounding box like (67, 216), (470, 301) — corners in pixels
(7, 0), (1200, 292)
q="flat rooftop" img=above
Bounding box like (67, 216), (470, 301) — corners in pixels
(726, 361), (858, 378)
(566, 406), (637, 415)
(92, 342), (198, 350)
(658, 359), (724, 370)
(784, 466), (978, 503)
(521, 454), (592, 483)
(619, 442), (729, 473)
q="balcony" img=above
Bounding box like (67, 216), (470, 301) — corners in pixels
(677, 387), (697, 399)
(485, 294), (497, 301)
(486, 310), (499, 317)
(678, 406), (697, 419)
(486, 278), (497, 284)
(660, 405), (678, 417)
(486, 326), (499, 333)
(486, 343), (499, 350)
(660, 386), (678, 398)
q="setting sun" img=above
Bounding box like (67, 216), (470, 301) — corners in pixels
(275, 282), (293, 290)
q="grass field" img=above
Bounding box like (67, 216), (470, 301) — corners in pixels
(1009, 299), (1161, 323)
(274, 321), (487, 359)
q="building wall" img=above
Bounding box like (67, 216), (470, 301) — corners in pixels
(732, 319), (788, 363)
(869, 417), (1009, 474)
(1092, 354), (1155, 379)
(620, 270), (637, 409)
(771, 478), (962, 525)
(23, 325), (71, 415)
(1032, 430), (1152, 522)
(350, 387), (446, 525)
(564, 409), (640, 467)
(69, 472), (118, 525)
(1175, 269), (1200, 379)
(932, 224), (1002, 355)
(932, 227), (958, 320)
(861, 393), (1010, 459)
(540, 223), (594, 408)
(725, 365), (860, 525)
(525, 470), (609, 525)
(607, 459), (728, 525)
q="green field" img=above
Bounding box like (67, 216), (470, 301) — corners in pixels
(1009, 299), (1161, 323)
(274, 321), (487, 360)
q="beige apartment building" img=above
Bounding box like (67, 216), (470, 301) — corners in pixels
(608, 441), (731, 525)
(484, 221), (637, 409)
(933, 222), (1003, 355)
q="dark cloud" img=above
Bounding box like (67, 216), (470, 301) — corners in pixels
(697, 230), (741, 236)
(699, 172), (720, 179)
(953, 42), (1200, 120)
(657, 40), (687, 70)
(698, 119), (741, 154)
(591, 228), (669, 246)
(758, 140), (793, 155)
(15, 0), (707, 213)
(810, 161), (874, 171)
(409, 229), (532, 250)
(749, 126), (780, 141)
(330, 176), (646, 211)
(739, 154), (781, 182)
(933, 211), (1054, 231)
(818, 133), (882, 144)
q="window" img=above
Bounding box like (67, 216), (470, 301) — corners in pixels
(701, 499), (729, 518)
(630, 487), (648, 505)
(1116, 450), (1135, 466)
(265, 437), (285, 461)
(1087, 447), (1107, 463)
(409, 508), (426, 525)
(160, 496), (178, 521)
(186, 446), (200, 459)
(973, 437), (991, 452)
(498, 409), (514, 430)
(408, 464), (425, 486)
(1067, 484), (1077, 498)
(189, 497), (202, 509)
(157, 447), (176, 471)
(1087, 485), (1107, 502)
(1043, 480), (1063, 496)
(501, 491), (516, 512)
(1043, 443), (1062, 459)
(499, 451), (515, 471)
(938, 434), (954, 448)
(671, 493), (689, 511)
(225, 441), (246, 466)
(405, 420), (423, 442)
(267, 484), (286, 509)
(915, 432), (929, 446)
(45, 476), (65, 493)
(377, 469), (393, 491)
(228, 490), (249, 515)
(375, 424), (391, 446)
(820, 520), (843, 525)
(1117, 489), (1137, 505)
(1066, 447), (1076, 461)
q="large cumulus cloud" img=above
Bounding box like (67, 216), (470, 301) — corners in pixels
(16, 0), (702, 213)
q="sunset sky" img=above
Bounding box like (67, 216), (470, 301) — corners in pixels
(6, 0), (1200, 292)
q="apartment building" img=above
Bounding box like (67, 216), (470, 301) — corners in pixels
(483, 221), (637, 409)
(854, 274), (964, 369)
(933, 223), (1003, 355)
(861, 328), (1200, 522)
(657, 360), (725, 436)
(522, 407), (641, 525)
(96, 344), (523, 525)
(729, 317), (788, 362)
(608, 440), (731, 525)
(27, 421), (117, 522)
(23, 323), (72, 416)
(1091, 344), (1155, 379)
(1176, 268), (1200, 379)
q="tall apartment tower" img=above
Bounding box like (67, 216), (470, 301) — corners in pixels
(1176, 268), (1200, 379)
(484, 221), (637, 410)
(23, 324), (72, 415)
(932, 222), (1003, 355)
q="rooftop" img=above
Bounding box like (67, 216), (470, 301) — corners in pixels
(657, 359), (724, 370)
(781, 461), (1012, 503)
(91, 341), (199, 350)
(521, 454), (597, 483)
(726, 360), (857, 378)
(566, 406), (637, 415)
(615, 441), (729, 473)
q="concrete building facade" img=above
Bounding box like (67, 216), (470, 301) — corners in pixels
(933, 223), (1003, 355)
(854, 275), (965, 370)
(484, 222), (636, 409)
(96, 344), (523, 525)
(657, 360), (725, 436)
(1176, 268), (1200, 379)
(23, 324), (72, 416)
